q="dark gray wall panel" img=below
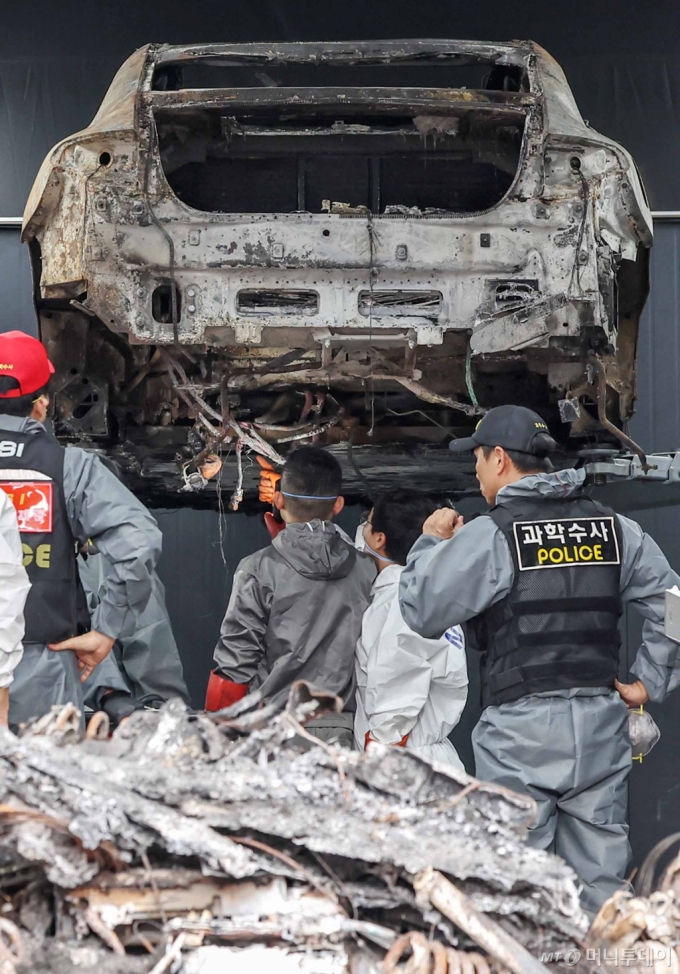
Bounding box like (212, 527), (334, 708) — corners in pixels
(622, 508), (680, 865)
(0, 58), (121, 218)
(621, 223), (680, 866)
(6, 0), (680, 62)
(0, 230), (36, 335)
(153, 508), (271, 707)
(562, 56), (680, 214)
(631, 224), (680, 452)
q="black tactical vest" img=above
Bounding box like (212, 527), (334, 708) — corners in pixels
(468, 492), (623, 708)
(0, 427), (85, 643)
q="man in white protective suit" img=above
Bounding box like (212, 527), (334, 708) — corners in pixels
(354, 488), (468, 766)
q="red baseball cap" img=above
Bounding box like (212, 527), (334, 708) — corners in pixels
(0, 331), (55, 398)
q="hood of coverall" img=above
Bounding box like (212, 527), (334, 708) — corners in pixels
(495, 467), (587, 504)
(214, 519), (375, 708)
(273, 519), (358, 580)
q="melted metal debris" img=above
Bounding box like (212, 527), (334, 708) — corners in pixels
(0, 683), (592, 973)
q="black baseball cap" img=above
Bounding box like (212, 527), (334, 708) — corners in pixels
(449, 405), (552, 455)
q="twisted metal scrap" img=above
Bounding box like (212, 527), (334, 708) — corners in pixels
(383, 931), (492, 974)
(414, 870), (550, 974)
(0, 919), (24, 973)
(590, 888), (680, 955)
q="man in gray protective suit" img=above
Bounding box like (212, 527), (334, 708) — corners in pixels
(211, 446), (375, 744)
(399, 404), (680, 914)
(0, 331), (163, 728)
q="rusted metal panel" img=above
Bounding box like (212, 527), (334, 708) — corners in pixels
(145, 86), (536, 113)
(152, 39), (532, 65)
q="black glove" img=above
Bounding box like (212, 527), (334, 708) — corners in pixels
(101, 690), (143, 726)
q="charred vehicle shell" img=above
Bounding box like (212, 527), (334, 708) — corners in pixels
(22, 40), (652, 503)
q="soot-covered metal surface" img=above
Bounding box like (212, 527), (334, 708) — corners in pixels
(22, 40), (651, 505)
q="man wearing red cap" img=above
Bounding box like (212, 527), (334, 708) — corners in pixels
(0, 330), (163, 727)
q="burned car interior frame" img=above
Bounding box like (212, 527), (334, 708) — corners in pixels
(145, 41), (542, 218)
(22, 40), (653, 506)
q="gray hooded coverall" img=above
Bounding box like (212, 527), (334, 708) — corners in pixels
(399, 468), (680, 914)
(1, 415), (163, 727)
(214, 519), (375, 742)
(79, 551), (189, 708)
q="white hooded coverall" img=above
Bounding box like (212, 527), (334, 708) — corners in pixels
(354, 563), (468, 766)
(0, 491), (30, 690)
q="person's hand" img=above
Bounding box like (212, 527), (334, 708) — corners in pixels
(614, 678), (650, 708)
(422, 508), (465, 540)
(257, 455), (282, 504)
(48, 630), (116, 682)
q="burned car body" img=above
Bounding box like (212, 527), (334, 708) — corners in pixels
(22, 40), (652, 503)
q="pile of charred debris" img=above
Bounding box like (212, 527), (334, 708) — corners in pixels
(0, 682), (641, 973)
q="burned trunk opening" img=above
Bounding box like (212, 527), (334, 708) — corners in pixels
(151, 57), (528, 93)
(156, 110), (524, 215)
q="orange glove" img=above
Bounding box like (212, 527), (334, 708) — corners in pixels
(256, 455), (282, 504)
(264, 511), (286, 540)
(205, 672), (248, 711)
(365, 731), (409, 749)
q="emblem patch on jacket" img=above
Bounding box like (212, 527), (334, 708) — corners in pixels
(444, 627), (465, 649)
(0, 481), (54, 533)
(513, 516), (620, 570)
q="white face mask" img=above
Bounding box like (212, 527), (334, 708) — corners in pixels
(355, 519), (397, 563)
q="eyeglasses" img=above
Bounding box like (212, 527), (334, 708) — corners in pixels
(359, 511), (373, 527)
